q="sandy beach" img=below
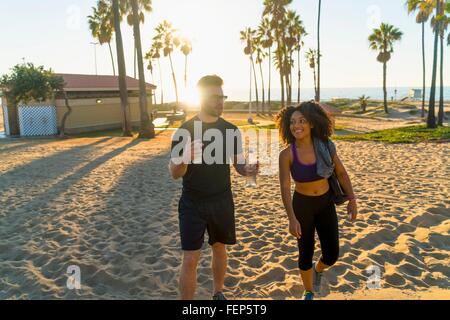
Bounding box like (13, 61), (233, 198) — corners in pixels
(0, 118), (449, 300)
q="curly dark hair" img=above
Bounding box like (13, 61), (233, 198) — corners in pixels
(275, 100), (334, 145)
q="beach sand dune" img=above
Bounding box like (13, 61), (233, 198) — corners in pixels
(0, 132), (449, 299)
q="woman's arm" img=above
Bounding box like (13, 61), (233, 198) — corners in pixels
(279, 149), (302, 238)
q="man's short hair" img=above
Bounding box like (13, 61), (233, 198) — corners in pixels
(197, 75), (224, 88)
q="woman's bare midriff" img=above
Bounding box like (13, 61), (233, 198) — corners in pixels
(295, 179), (330, 196)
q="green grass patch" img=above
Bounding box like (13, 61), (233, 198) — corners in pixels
(334, 125), (450, 143)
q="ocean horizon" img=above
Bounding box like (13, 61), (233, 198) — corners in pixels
(223, 86), (450, 102)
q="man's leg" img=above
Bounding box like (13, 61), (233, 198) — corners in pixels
(211, 242), (227, 294)
(179, 250), (201, 300)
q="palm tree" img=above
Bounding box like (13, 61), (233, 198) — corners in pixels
(240, 27), (260, 115)
(317, 0), (322, 102)
(406, 0), (433, 118)
(154, 20), (180, 113)
(285, 11), (306, 104)
(254, 37), (267, 114)
(432, 1), (449, 126)
(180, 38), (192, 90)
(306, 49), (319, 99)
(88, 0), (116, 76)
(358, 95), (371, 113)
(368, 23), (403, 114)
(263, 0), (293, 108)
(145, 54), (157, 105)
(130, 0), (154, 138)
(427, 0), (441, 128)
(112, 0), (132, 136)
(258, 17), (274, 114)
(145, 40), (164, 105)
(121, 0), (152, 79)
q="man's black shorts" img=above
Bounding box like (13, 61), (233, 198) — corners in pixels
(178, 191), (236, 251)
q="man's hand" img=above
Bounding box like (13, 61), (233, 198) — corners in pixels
(243, 162), (259, 177)
(172, 137), (203, 165)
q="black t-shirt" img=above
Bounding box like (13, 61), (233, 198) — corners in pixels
(171, 115), (243, 200)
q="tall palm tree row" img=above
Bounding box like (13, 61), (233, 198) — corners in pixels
(145, 41), (164, 105)
(262, 0), (292, 108)
(261, 0), (308, 109)
(154, 21), (179, 113)
(89, 0), (154, 138)
(368, 23), (403, 114)
(406, 0), (433, 118)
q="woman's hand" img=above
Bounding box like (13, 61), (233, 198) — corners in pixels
(347, 199), (358, 221)
(289, 218), (302, 239)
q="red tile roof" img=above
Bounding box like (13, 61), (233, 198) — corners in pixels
(57, 73), (156, 91)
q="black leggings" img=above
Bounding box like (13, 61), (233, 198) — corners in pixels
(292, 188), (339, 271)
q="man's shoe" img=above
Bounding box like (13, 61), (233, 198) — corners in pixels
(212, 292), (227, 300)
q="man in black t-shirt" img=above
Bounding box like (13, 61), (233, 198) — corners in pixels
(169, 75), (258, 300)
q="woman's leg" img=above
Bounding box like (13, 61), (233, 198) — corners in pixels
(315, 202), (339, 271)
(293, 193), (316, 292)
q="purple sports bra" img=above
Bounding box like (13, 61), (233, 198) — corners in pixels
(290, 143), (323, 183)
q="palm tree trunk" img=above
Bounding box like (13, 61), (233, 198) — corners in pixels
(268, 47), (272, 115)
(421, 21), (426, 118)
(131, 0), (154, 139)
(184, 54), (188, 89)
(383, 61), (388, 113)
(168, 52), (179, 113)
(438, 29), (444, 126)
(259, 62), (265, 115)
(280, 70), (285, 108)
(317, 0), (322, 102)
(313, 67), (317, 101)
(427, 2), (440, 129)
(134, 46), (137, 78)
(108, 42), (116, 76)
(249, 57), (253, 119)
(251, 56), (259, 115)
(150, 71), (157, 105)
(297, 48), (301, 104)
(158, 58), (164, 105)
(112, 0), (132, 137)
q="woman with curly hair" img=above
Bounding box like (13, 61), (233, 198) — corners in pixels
(276, 100), (358, 300)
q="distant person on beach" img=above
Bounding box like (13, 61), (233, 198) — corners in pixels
(276, 101), (358, 300)
(169, 75), (258, 300)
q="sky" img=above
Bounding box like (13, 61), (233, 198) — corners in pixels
(0, 0), (449, 102)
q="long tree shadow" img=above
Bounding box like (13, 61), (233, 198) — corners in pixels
(0, 138), (156, 299)
(0, 138), (143, 230)
(0, 139), (61, 154)
(58, 149), (181, 299)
